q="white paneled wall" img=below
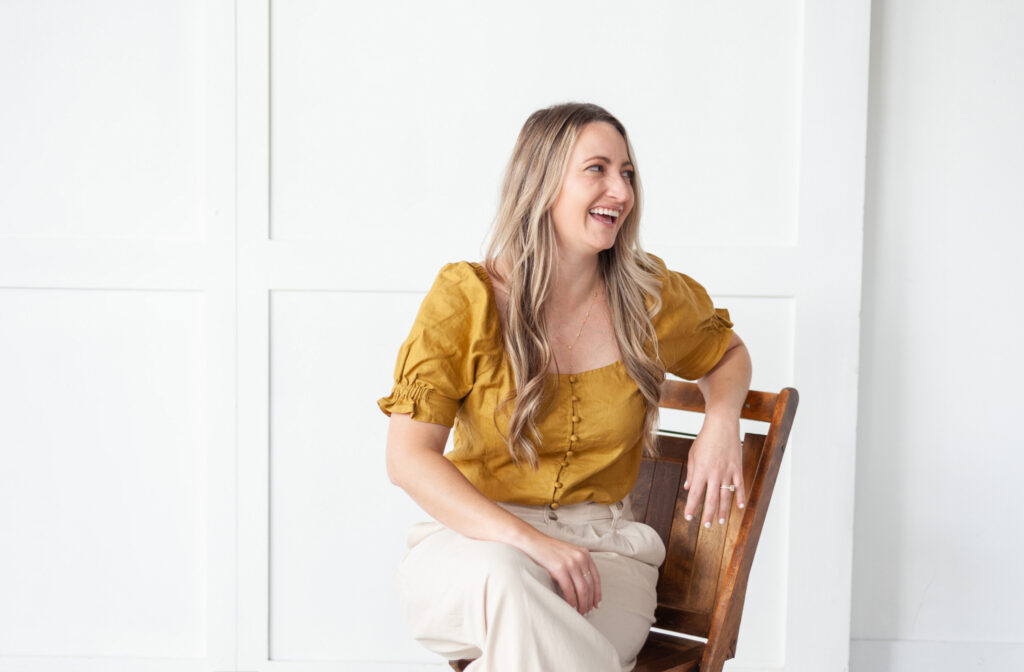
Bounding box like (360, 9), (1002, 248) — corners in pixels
(267, 290), (430, 662)
(268, 1), (802, 249)
(0, 289), (207, 658)
(0, 1), (236, 671)
(0, 2), (206, 240)
(1, 1), (870, 671)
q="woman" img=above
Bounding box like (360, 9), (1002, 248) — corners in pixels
(378, 102), (752, 672)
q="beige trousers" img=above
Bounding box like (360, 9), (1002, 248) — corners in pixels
(396, 496), (666, 672)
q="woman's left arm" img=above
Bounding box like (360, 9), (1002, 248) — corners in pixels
(685, 331), (753, 527)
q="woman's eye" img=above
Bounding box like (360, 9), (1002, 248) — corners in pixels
(586, 164), (604, 173)
(623, 170), (635, 182)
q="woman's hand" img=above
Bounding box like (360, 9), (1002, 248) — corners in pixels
(518, 533), (602, 615)
(685, 331), (752, 527)
(683, 414), (745, 527)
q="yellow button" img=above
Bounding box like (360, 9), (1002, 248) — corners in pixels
(568, 375), (577, 383)
(554, 482), (563, 488)
(570, 435), (579, 442)
(566, 450), (574, 457)
(561, 461), (570, 467)
(571, 416), (580, 422)
(550, 502), (560, 509)
(572, 396), (579, 402)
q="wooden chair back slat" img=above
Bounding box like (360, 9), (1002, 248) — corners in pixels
(685, 506), (729, 612)
(654, 435), (692, 462)
(630, 459), (656, 523)
(645, 459), (684, 547)
(716, 434), (766, 592)
(653, 445), (697, 599)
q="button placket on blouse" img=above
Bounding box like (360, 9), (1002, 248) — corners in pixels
(550, 375), (579, 512)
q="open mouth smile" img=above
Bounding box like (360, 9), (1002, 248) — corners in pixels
(588, 206), (622, 227)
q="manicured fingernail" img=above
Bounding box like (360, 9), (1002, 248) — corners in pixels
(685, 514), (693, 521)
(738, 502), (745, 509)
(719, 518), (726, 525)
(684, 480), (689, 489)
(704, 521), (711, 528)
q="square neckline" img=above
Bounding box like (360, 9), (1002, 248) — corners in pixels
(467, 261), (625, 378)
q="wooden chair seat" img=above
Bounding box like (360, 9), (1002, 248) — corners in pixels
(449, 380), (798, 672)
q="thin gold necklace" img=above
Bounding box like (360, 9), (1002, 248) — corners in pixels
(555, 285), (600, 373)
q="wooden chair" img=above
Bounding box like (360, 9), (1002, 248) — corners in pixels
(450, 380), (799, 672)
(628, 380), (798, 671)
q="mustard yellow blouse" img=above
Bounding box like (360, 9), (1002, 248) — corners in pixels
(377, 255), (734, 508)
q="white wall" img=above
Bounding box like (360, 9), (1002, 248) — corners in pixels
(851, 2), (1024, 671)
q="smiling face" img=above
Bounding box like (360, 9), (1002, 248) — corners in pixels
(549, 121), (635, 258)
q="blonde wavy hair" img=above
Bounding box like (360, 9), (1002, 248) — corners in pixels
(484, 102), (666, 467)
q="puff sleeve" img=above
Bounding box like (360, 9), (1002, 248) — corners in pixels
(650, 256), (734, 381)
(377, 262), (494, 427)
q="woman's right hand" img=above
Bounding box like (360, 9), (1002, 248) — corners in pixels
(387, 414), (603, 615)
(518, 532), (602, 615)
